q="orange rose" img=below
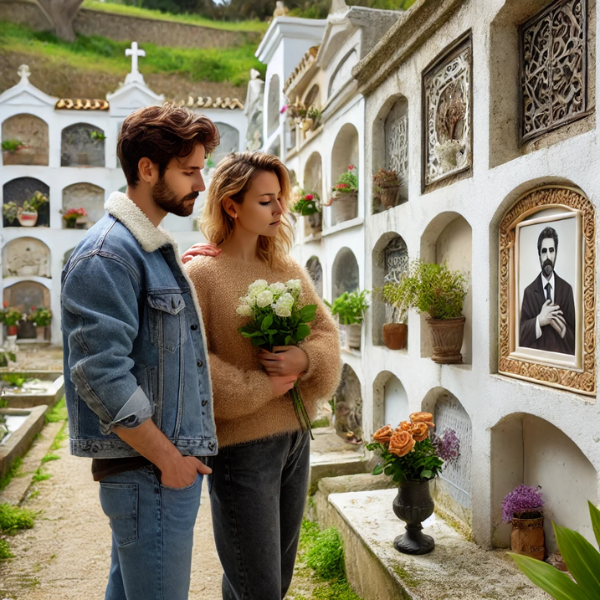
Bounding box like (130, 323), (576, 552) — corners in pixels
(411, 422), (429, 442)
(410, 412), (435, 428)
(373, 425), (394, 443)
(388, 430), (415, 457)
(397, 421), (413, 432)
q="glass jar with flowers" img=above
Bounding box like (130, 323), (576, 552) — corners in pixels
(366, 412), (443, 555)
(291, 191), (322, 232)
(61, 207), (88, 229)
(326, 166), (358, 224)
(28, 306), (52, 341)
(502, 485), (545, 560)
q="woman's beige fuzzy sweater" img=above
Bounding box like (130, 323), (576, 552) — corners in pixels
(185, 253), (341, 448)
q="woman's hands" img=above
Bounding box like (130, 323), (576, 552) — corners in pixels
(269, 374), (298, 398)
(259, 346), (309, 377)
(181, 242), (221, 264)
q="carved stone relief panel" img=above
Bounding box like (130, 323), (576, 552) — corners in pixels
(383, 236), (408, 322)
(305, 256), (323, 298)
(520, 0), (587, 142)
(62, 183), (105, 228)
(423, 35), (472, 187)
(3, 178), (50, 227)
(385, 99), (409, 188)
(61, 123), (105, 167)
(3, 238), (51, 278)
(2, 114), (49, 166)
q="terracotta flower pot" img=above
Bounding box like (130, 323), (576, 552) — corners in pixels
(379, 185), (401, 209)
(333, 192), (358, 224)
(346, 323), (361, 350)
(7, 325), (18, 336)
(18, 211), (38, 227)
(426, 316), (465, 364)
(300, 118), (313, 132)
(383, 323), (407, 350)
(511, 514), (545, 560)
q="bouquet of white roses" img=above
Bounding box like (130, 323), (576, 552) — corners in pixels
(237, 279), (317, 437)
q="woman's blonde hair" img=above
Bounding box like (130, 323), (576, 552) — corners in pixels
(201, 152), (293, 269)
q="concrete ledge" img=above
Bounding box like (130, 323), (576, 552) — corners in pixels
(2, 374), (64, 409)
(326, 489), (548, 600)
(0, 405), (47, 481)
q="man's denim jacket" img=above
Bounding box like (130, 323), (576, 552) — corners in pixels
(61, 192), (217, 459)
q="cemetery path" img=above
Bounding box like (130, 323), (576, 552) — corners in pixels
(0, 437), (224, 600)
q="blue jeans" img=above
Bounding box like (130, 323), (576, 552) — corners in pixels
(207, 430), (310, 600)
(99, 465), (203, 600)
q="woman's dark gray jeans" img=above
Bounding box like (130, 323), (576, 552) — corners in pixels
(207, 430), (310, 600)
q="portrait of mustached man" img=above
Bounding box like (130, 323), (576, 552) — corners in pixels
(519, 226), (576, 355)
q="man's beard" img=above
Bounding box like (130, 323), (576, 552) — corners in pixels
(542, 258), (554, 278)
(152, 175), (198, 217)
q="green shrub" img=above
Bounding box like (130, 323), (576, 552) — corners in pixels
(306, 527), (346, 581)
(326, 291), (370, 325)
(0, 503), (35, 534)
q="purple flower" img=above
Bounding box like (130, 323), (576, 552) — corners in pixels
(432, 428), (460, 465)
(502, 485), (544, 523)
(280, 105), (288, 114)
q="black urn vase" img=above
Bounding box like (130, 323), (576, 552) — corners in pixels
(392, 479), (435, 555)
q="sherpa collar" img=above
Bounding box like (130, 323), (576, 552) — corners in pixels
(105, 192), (175, 253)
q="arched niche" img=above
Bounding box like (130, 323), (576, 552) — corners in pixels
(61, 123), (105, 167)
(420, 212), (472, 363)
(331, 123), (359, 225)
(329, 49), (358, 99)
(3, 238), (51, 278)
(2, 113), (49, 166)
(3, 177), (50, 227)
(305, 256), (323, 298)
(212, 122), (240, 165)
(3, 280), (51, 339)
(62, 183), (105, 229)
(333, 363), (363, 444)
(267, 75), (280, 138)
(422, 387), (473, 528)
(303, 152), (323, 236)
(304, 83), (320, 108)
(491, 414), (598, 552)
(372, 371), (409, 432)
(63, 248), (75, 267)
(332, 247), (359, 299)
(371, 232), (409, 346)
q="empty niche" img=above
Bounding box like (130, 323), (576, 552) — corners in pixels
(267, 74), (280, 138)
(333, 363), (363, 444)
(212, 122), (240, 165)
(61, 123), (105, 167)
(62, 183), (105, 229)
(303, 151), (323, 235)
(332, 247), (359, 299)
(420, 213), (472, 363)
(2, 113), (49, 166)
(3, 177), (50, 227)
(423, 387), (473, 528)
(372, 232), (409, 346)
(491, 414), (597, 552)
(3, 280), (50, 339)
(330, 123), (359, 225)
(3, 237), (51, 278)
(305, 256), (323, 298)
(372, 371), (409, 431)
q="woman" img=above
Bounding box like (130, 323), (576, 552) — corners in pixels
(183, 152), (341, 600)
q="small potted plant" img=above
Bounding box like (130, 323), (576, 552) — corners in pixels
(291, 191), (322, 232)
(366, 412), (442, 554)
(373, 168), (403, 209)
(326, 290), (369, 350)
(4, 307), (23, 337)
(90, 130), (106, 142)
(18, 191), (49, 227)
(395, 259), (468, 364)
(28, 306), (52, 341)
(502, 485), (545, 560)
(327, 165), (358, 224)
(301, 106), (320, 132)
(2, 201), (19, 226)
(61, 207), (88, 229)
(379, 279), (408, 350)
(2, 139), (34, 165)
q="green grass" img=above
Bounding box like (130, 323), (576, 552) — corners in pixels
(0, 20), (265, 86)
(0, 537), (12, 559)
(41, 453), (60, 464)
(49, 422), (68, 452)
(0, 504), (35, 535)
(0, 457), (22, 492)
(31, 468), (51, 484)
(45, 397), (67, 424)
(82, 0), (269, 32)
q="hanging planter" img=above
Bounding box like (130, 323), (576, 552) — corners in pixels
(290, 192), (322, 234)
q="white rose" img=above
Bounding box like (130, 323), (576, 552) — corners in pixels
(268, 282), (287, 295)
(279, 292), (295, 308)
(256, 290), (274, 308)
(286, 279), (302, 293)
(274, 305), (291, 317)
(248, 279), (268, 297)
(236, 305), (253, 317)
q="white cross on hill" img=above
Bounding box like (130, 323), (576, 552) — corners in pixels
(126, 42), (146, 75)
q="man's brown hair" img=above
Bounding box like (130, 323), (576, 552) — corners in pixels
(117, 104), (220, 186)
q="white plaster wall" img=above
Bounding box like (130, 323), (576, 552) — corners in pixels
(383, 374), (409, 426)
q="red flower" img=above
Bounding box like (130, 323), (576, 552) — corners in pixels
(3, 302), (7, 308)
(305, 194), (314, 201)
(31, 306), (36, 311)
(348, 165), (354, 170)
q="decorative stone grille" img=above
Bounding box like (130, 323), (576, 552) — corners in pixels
(520, 0), (587, 142)
(423, 35), (472, 187)
(385, 101), (409, 183)
(383, 237), (408, 322)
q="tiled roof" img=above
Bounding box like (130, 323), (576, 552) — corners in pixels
(174, 96), (244, 110)
(55, 98), (109, 110)
(284, 46), (319, 93)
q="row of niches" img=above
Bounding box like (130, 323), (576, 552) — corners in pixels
(333, 366), (598, 549)
(2, 279), (51, 341)
(0, 237), (74, 278)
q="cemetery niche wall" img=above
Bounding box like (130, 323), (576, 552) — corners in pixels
(332, 247), (359, 299)
(303, 151), (323, 236)
(3, 280), (50, 340)
(61, 123), (106, 167)
(2, 113), (49, 166)
(62, 183), (105, 229)
(372, 370), (409, 432)
(3, 238), (51, 278)
(333, 363), (363, 444)
(3, 177), (50, 227)
(212, 122), (240, 165)
(305, 256), (323, 298)
(498, 185), (595, 395)
(330, 123), (359, 225)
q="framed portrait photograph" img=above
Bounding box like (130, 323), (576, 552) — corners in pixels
(499, 186), (596, 395)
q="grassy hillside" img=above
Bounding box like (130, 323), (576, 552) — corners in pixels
(0, 20), (265, 98)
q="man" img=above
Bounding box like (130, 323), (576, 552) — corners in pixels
(61, 104), (220, 600)
(519, 226), (576, 355)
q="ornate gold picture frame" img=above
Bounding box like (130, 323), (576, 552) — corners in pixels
(499, 186), (596, 395)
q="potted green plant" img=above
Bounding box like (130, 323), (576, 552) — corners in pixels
(327, 165), (358, 224)
(291, 191), (322, 232)
(4, 308), (23, 336)
(90, 130), (106, 141)
(2, 139), (34, 165)
(18, 191), (48, 227)
(373, 168), (403, 209)
(301, 106), (320, 132)
(379, 279), (409, 350)
(61, 207), (88, 229)
(28, 306), (52, 341)
(502, 485), (545, 560)
(394, 259), (468, 364)
(2, 201), (19, 226)
(326, 290), (369, 350)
